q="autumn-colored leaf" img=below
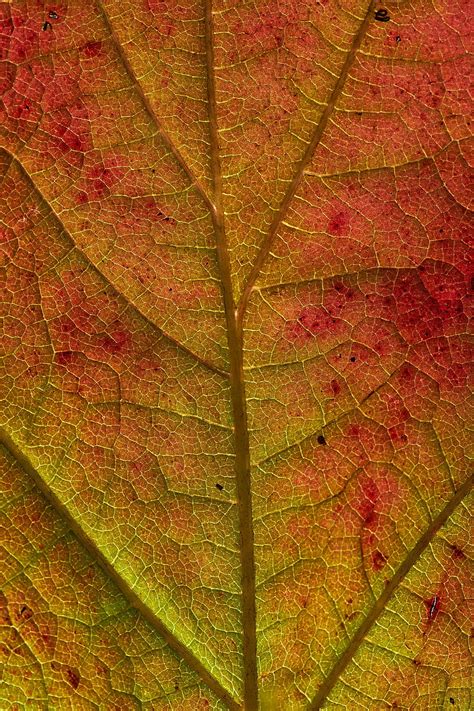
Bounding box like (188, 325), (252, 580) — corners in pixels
(1, 1), (472, 709)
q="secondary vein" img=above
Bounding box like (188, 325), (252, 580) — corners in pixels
(237, 0), (377, 326)
(96, 0), (215, 215)
(1, 150), (228, 379)
(0, 428), (241, 711)
(308, 472), (474, 710)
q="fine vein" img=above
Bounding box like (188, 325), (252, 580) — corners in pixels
(0, 428), (241, 711)
(237, 0), (377, 324)
(308, 472), (473, 710)
(204, 2), (258, 709)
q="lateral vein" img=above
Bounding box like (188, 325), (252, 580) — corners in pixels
(0, 428), (241, 711)
(237, 0), (377, 324)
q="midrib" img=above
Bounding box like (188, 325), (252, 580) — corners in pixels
(204, 1), (259, 708)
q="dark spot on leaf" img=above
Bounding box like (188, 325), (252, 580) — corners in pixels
(19, 605), (33, 620)
(65, 667), (80, 690)
(396, 35), (401, 43)
(450, 544), (466, 561)
(317, 435), (326, 445)
(425, 595), (440, 623)
(174, 684), (179, 691)
(48, 10), (59, 19)
(42, 21), (52, 30)
(375, 8), (390, 22)
(449, 699), (455, 705)
(350, 356), (356, 362)
(215, 483), (224, 491)
(412, 658), (421, 666)
(330, 379), (341, 396)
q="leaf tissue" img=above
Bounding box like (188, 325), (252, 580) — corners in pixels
(0, 1), (472, 709)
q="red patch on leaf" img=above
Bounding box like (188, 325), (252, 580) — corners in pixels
(372, 550), (388, 571)
(287, 306), (343, 343)
(83, 157), (125, 201)
(81, 40), (103, 58)
(100, 327), (131, 354)
(356, 477), (379, 527)
(327, 210), (350, 236)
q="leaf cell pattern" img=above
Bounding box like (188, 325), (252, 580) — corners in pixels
(0, 1), (472, 709)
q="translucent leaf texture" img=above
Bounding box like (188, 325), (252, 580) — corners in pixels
(0, 1), (472, 709)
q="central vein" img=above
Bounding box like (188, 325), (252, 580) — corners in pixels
(204, 2), (258, 709)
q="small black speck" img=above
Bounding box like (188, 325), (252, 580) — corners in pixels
(375, 8), (390, 22)
(48, 10), (59, 19)
(356, 111), (363, 116)
(317, 435), (326, 445)
(42, 21), (52, 31)
(396, 35), (401, 43)
(449, 700), (455, 706)
(168, 287), (173, 292)
(350, 356), (356, 362)
(215, 483), (224, 491)
(174, 684), (179, 691)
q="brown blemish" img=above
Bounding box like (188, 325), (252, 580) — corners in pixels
(65, 666), (80, 690)
(424, 595), (441, 624)
(450, 544), (466, 561)
(19, 605), (33, 621)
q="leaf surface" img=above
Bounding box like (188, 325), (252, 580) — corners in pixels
(0, 1), (472, 709)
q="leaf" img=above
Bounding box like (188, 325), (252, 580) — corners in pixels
(0, 1), (472, 709)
